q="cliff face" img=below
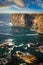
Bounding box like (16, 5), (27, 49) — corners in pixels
(11, 14), (43, 30)
(33, 14), (43, 33)
(11, 14), (25, 27)
(11, 14), (34, 27)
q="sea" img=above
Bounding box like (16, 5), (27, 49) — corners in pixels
(0, 14), (43, 65)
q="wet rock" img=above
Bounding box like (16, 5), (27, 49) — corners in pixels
(36, 45), (43, 53)
(16, 51), (37, 64)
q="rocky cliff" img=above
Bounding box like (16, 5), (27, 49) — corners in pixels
(11, 14), (25, 27)
(11, 14), (43, 30)
(11, 14), (35, 27)
(33, 14), (43, 33)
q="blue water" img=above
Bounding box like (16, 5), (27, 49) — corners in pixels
(0, 18), (43, 64)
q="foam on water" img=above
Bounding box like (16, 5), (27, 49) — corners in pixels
(6, 22), (13, 26)
(0, 33), (13, 36)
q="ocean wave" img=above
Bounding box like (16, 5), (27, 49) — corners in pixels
(30, 28), (35, 31)
(26, 34), (38, 36)
(5, 22), (13, 26)
(0, 33), (13, 36)
(14, 43), (24, 48)
(0, 21), (4, 23)
(24, 47), (28, 49)
(6, 38), (13, 40)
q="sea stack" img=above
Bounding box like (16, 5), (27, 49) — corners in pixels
(11, 14), (25, 27)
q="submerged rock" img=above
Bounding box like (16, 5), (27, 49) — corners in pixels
(39, 63), (43, 65)
(16, 51), (37, 64)
(36, 45), (43, 53)
(20, 63), (27, 65)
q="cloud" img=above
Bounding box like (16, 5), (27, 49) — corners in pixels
(0, 7), (35, 13)
(14, 0), (24, 7)
(33, 0), (43, 8)
(0, 0), (43, 13)
(29, 0), (43, 8)
(0, 6), (43, 13)
(7, 0), (24, 7)
(0, 0), (25, 9)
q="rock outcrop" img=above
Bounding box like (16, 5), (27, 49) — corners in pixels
(11, 14), (25, 27)
(33, 14), (43, 33)
(16, 51), (37, 64)
(11, 14), (34, 27)
(36, 45), (43, 53)
(11, 14), (43, 29)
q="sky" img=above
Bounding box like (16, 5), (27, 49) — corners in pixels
(0, 0), (43, 13)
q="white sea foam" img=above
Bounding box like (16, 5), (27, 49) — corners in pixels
(30, 28), (35, 31)
(18, 43), (24, 47)
(26, 34), (38, 36)
(27, 44), (30, 47)
(14, 44), (24, 48)
(14, 45), (18, 47)
(7, 42), (14, 46)
(0, 33), (13, 36)
(5, 39), (13, 42)
(4, 39), (14, 47)
(24, 47), (27, 49)
(6, 22), (13, 26)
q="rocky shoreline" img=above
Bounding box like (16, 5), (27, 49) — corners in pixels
(0, 50), (43, 65)
(0, 40), (43, 65)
